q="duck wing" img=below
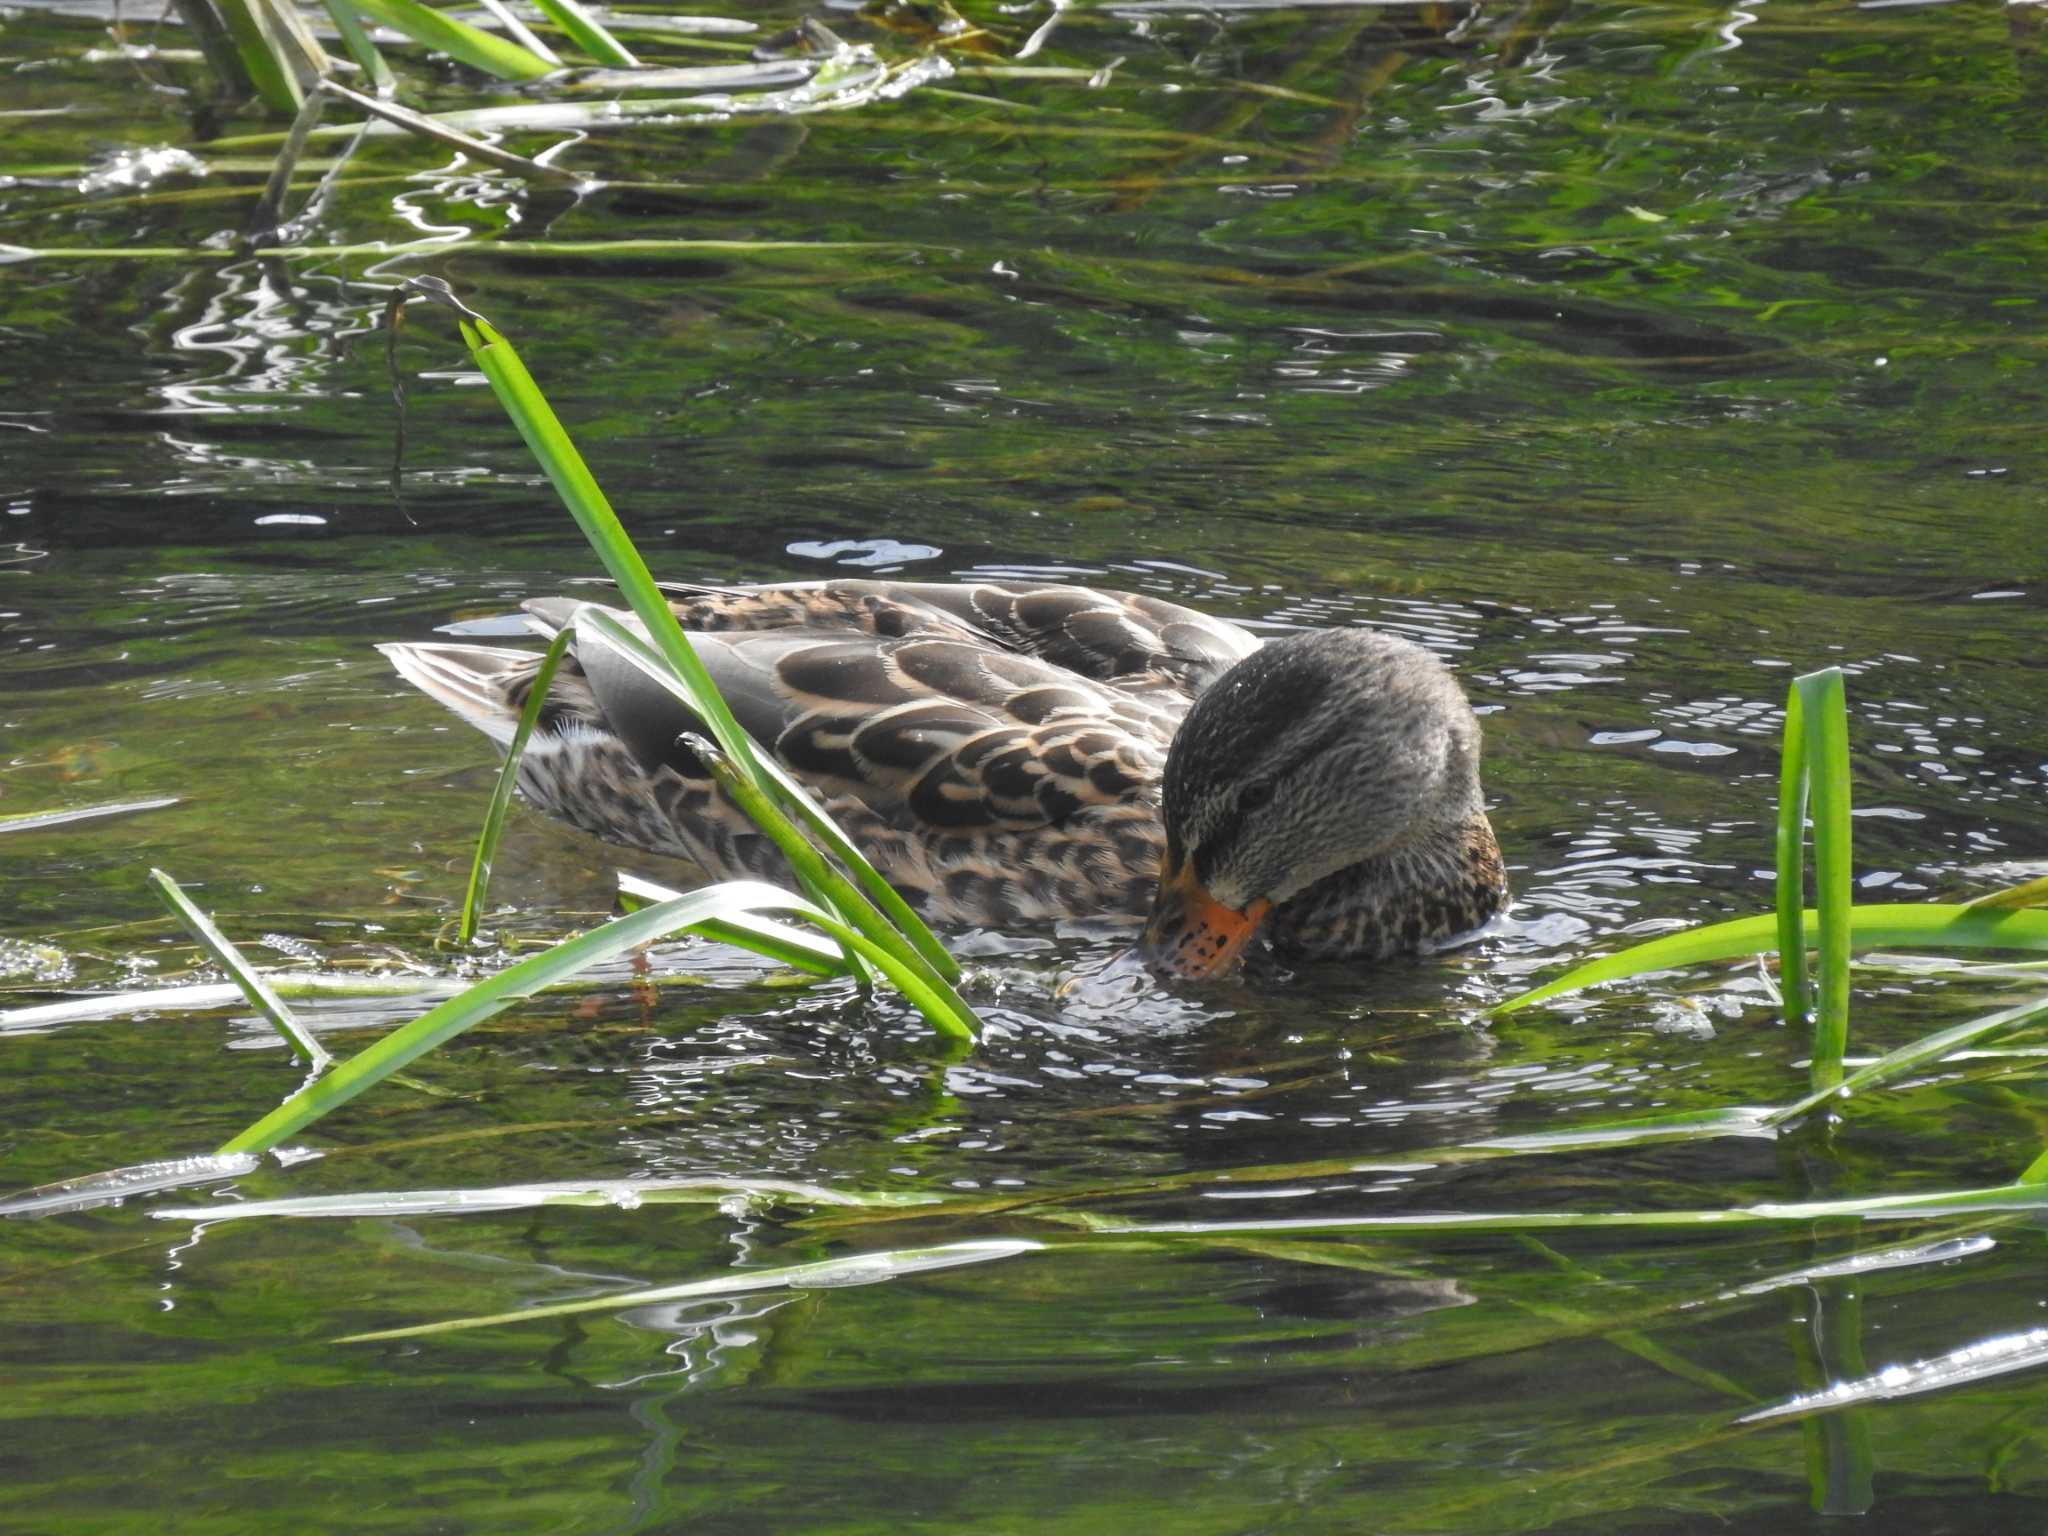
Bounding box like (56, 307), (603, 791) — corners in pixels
(653, 580), (1260, 703)
(527, 600), (1174, 834)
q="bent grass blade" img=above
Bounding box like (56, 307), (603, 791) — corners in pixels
(617, 871), (848, 976)
(573, 609), (960, 985)
(218, 882), (843, 1155)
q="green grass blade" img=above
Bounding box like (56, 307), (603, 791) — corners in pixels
(1494, 904), (2048, 1015)
(574, 608), (961, 985)
(780, 909), (978, 1043)
(340, 0), (556, 79)
(336, 1239), (1041, 1343)
(684, 916), (850, 976)
(148, 868), (332, 1071)
(445, 307), (761, 776)
(321, 0), (396, 95)
(218, 882), (836, 1154)
(745, 749), (963, 984)
(1775, 677), (1811, 1022)
(211, 0), (313, 110)
(560, 606), (870, 986)
(1768, 991), (2048, 1127)
(528, 0), (638, 67)
(458, 626), (573, 946)
(1798, 668), (1853, 1089)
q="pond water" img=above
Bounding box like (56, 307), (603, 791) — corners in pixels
(5, 0), (2048, 1529)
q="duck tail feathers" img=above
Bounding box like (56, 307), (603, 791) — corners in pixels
(377, 642), (532, 748)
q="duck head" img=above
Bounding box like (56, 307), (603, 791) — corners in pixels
(1139, 627), (1486, 980)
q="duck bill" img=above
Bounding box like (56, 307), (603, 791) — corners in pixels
(1139, 859), (1272, 980)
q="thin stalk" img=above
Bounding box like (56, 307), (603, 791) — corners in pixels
(148, 869), (332, 1071)
(458, 626), (574, 946)
(317, 78), (580, 183)
(245, 87), (325, 244)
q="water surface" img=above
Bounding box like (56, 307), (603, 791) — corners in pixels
(4, 1), (2048, 1530)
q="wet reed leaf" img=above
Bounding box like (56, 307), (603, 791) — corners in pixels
(1968, 873), (2048, 910)
(472, 0), (559, 64)
(153, 1177), (941, 1222)
(1494, 905), (2048, 1015)
(217, 882), (847, 1155)
(1791, 668), (1853, 1086)
(1467, 1105), (1777, 1152)
(0, 975), (472, 1035)
(1715, 1235), (1998, 1302)
(1096, 1175), (2048, 1238)
(0, 796), (178, 834)
(1740, 1323), (2048, 1425)
(617, 872), (848, 976)
(1766, 992), (2048, 1127)
(320, 0), (395, 96)
(456, 626), (573, 947)
(574, 609), (962, 986)
(527, 0), (638, 68)
(0, 1153), (260, 1219)
(147, 868), (332, 1071)
(210, 0), (330, 111)
(339, 0), (555, 80)
(335, 1238), (1042, 1343)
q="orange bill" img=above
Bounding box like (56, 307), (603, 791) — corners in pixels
(1138, 857), (1272, 980)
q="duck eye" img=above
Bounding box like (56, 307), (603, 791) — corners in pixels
(1239, 780), (1276, 814)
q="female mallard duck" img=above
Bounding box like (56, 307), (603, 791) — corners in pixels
(381, 580), (1507, 979)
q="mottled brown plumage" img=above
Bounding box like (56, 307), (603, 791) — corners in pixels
(380, 579), (1508, 967)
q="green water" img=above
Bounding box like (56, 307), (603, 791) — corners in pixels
(5, 0), (2048, 1529)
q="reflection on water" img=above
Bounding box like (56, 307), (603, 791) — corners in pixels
(5, 0), (2048, 1530)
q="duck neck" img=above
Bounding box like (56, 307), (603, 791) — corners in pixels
(1264, 811), (1507, 963)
